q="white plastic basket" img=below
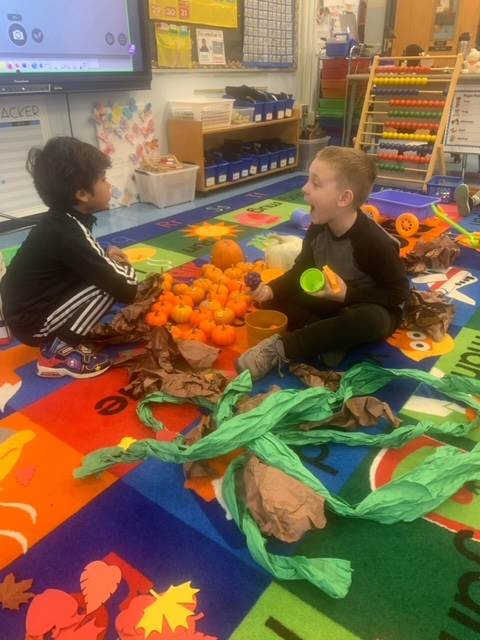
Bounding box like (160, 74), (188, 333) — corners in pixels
(169, 99), (234, 130)
(135, 164), (199, 209)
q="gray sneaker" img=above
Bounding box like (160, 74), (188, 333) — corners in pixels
(455, 183), (473, 217)
(236, 334), (287, 380)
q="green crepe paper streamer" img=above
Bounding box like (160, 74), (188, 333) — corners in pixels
(137, 392), (215, 432)
(75, 363), (480, 597)
(222, 453), (353, 599)
(213, 370), (253, 426)
(281, 418), (479, 447)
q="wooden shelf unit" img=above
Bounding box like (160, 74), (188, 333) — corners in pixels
(167, 110), (300, 192)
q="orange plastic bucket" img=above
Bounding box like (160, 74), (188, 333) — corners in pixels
(245, 309), (288, 346)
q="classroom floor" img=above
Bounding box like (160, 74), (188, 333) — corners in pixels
(1, 173), (480, 640)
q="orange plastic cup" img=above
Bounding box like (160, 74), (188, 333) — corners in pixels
(245, 309), (288, 346)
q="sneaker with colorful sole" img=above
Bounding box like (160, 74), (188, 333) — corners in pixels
(37, 343), (111, 379)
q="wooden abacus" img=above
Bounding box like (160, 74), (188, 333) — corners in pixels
(354, 54), (463, 191)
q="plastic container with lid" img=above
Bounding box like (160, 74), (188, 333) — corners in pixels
(135, 164), (199, 209)
(231, 106), (255, 126)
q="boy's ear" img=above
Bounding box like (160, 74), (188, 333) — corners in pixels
(338, 188), (354, 208)
(75, 188), (90, 203)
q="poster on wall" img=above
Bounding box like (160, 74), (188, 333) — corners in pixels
(156, 22), (193, 68)
(0, 99), (50, 219)
(149, 0), (238, 29)
(196, 28), (226, 64)
(444, 87), (480, 154)
(243, 0), (295, 67)
(93, 100), (159, 208)
(321, 0), (360, 35)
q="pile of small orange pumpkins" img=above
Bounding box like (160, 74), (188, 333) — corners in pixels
(145, 239), (264, 347)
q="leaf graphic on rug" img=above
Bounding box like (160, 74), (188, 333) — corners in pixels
(0, 572), (34, 610)
(55, 617), (105, 640)
(136, 582), (199, 635)
(80, 560), (122, 614)
(25, 589), (82, 637)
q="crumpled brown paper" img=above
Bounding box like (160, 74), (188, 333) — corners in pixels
(89, 273), (164, 343)
(176, 340), (220, 371)
(240, 455), (327, 543)
(401, 289), (455, 342)
(237, 386), (282, 414)
(404, 236), (460, 274)
(114, 327), (228, 401)
(300, 396), (400, 431)
(289, 364), (342, 391)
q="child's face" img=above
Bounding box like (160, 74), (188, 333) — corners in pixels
(302, 159), (353, 225)
(82, 174), (112, 213)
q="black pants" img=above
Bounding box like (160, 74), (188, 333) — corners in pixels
(8, 284), (115, 348)
(269, 291), (399, 360)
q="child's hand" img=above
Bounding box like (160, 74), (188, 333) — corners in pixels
(308, 273), (346, 302)
(107, 245), (129, 264)
(251, 282), (274, 304)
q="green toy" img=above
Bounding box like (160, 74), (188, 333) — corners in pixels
(432, 204), (480, 248)
(300, 268), (326, 293)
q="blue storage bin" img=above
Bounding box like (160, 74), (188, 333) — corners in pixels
(256, 153), (270, 173)
(285, 98), (295, 117)
(247, 156), (259, 175)
(279, 149), (289, 168)
(269, 151), (281, 170)
(252, 103), (263, 122)
(215, 161), (229, 185)
(205, 164), (216, 188)
(427, 175), (463, 203)
(240, 158), (250, 179)
(227, 160), (243, 182)
(286, 145), (297, 166)
(274, 100), (287, 119)
(326, 33), (357, 57)
(262, 101), (275, 121)
(368, 189), (440, 220)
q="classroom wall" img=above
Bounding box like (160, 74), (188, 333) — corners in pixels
(61, 69), (299, 152)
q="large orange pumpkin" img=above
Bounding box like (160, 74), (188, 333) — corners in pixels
(211, 240), (245, 271)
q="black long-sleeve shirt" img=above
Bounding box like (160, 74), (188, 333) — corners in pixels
(1, 208), (137, 331)
(270, 210), (410, 313)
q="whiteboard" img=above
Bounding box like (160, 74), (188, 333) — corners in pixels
(444, 86), (480, 154)
(0, 98), (51, 219)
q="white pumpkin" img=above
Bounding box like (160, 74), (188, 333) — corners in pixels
(264, 234), (303, 271)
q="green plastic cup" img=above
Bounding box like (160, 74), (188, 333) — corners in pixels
(300, 268), (326, 293)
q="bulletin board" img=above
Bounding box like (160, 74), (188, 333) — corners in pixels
(444, 87), (480, 154)
(148, 0), (297, 70)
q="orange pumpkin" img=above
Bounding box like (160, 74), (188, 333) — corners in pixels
(176, 293), (194, 308)
(211, 239), (245, 271)
(170, 325), (186, 341)
(200, 299), (223, 314)
(211, 324), (236, 347)
(189, 286), (205, 304)
(193, 278), (212, 291)
(199, 318), (216, 337)
(214, 307), (236, 325)
(152, 301), (173, 318)
(224, 267), (242, 280)
(183, 327), (207, 343)
(173, 282), (190, 296)
(253, 260), (266, 272)
(205, 266), (223, 283)
(209, 292), (229, 306)
(226, 279), (242, 293)
(171, 303), (193, 324)
(190, 309), (212, 326)
(146, 311), (168, 327)
(236, 261), (254, 273)
(227, 299), (248, 319)
(160, 291), (177, 303)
